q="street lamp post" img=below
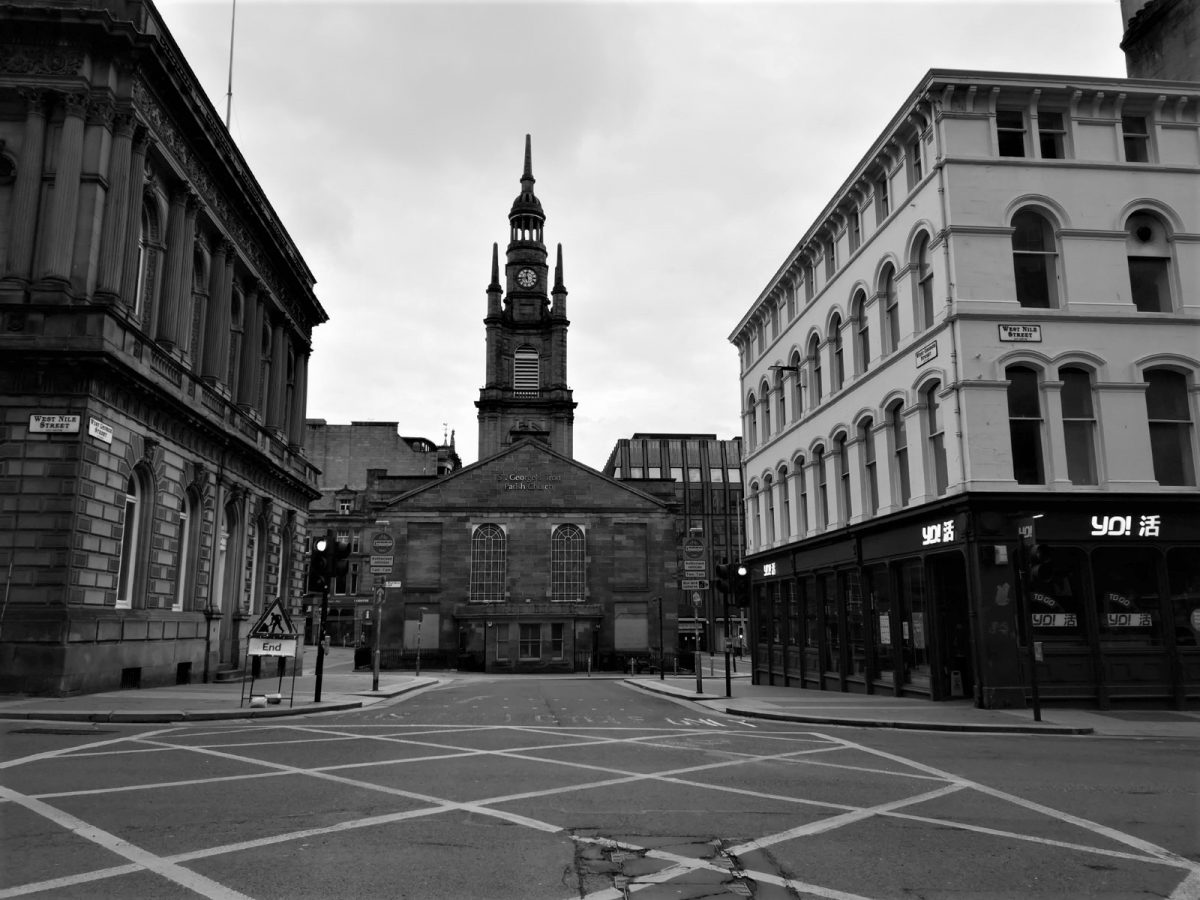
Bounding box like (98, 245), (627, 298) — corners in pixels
(414, 607), (427, 678)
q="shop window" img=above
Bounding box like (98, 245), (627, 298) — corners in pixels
(845, 571), (866, 677)
(519, 623), (541, 659)
(821, 573), (840, 674)
(550, 623), (565, 659)
(787, 580), (800, 646)
(996, 108), (1027, 157)
(1167, 548), (1200, 648)
(1144, 369), (1197, 486)
(802, 577), (818, 657)
(880, 265), (900, 354)
(1011, 209), (1059, 308)
(1059, 366), (1098, 485)
(1038, 111), (1067, 159)
(925, 381), (949, 495)
(470, 524), (506, 602)
(814, 445), (828, 529)
(551, 524), (586, 602)
(896, 559), (931, 684)
(830, 314), (844, 392)
(1126, 212), (1173, 312)
(771, 582), (783, 643)
(852, 289), (870, 375)
(889, 401), (911, 507)
(1093, 547), (1162, 643)
(1122, 115), (1150, 162)
(807, 334), (822, 405)
(913, 232), (935, 331)
(865, 565), (893, 683)
(860, 418), (878, 516)
(1026, 546), (1087, 642)
(1006, 365), (1044, 485)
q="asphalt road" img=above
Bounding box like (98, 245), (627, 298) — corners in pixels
(1, 676), (1197, 899)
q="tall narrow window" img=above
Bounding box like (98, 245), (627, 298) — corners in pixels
(890, 402), (911, 507)
(829, 314), (844, 392)
(1126, 213), (1172, 312)
(926, 382), (949, 495)
(914, 233), (935, 330)
(775, 370), (786, 428)
(750, 485), (762, 547)
(860, 418), (878, 515)
(814, 445), (828, 529)
(551, 524), (586, 602)
(824, 239), (836, 279)
(852, 289), (870, 374)
(1011, 209), (1058, 308)
(848, 209), (861, 253)
(134, 206), (152, 318)
(764, 474), (776, 543)
(513, 346), (539, 395)
(1006, 365), (1044, 485)
(835, 433), (851, 525)
(519, 623), (541, 659)
(790, 350), (804, 419)
(880, 266), (900, 354)
(1145, 369), (1196, 486)
(785, 281), (796, 320)
(875, 175), (890, 223)
(804, 261), (815, 302)
(175, 490), (201, 611)
(1060, 367), (1097, 485)
(1122, 115), (1150, 162)
(760, 379), (772, 442)
(470, 524), (507, 602)
(769, 301), (779, 339)
(746, 392), (758, 451)
(779, 467), (791, 539)
(1037, 111), (1066, 159)
(908, 137), (924, 186)
(808, 334), (823, 405)
(795, 457), (808, 536)
(116, 472), (143, 610)
(996, 108), (1027, 157)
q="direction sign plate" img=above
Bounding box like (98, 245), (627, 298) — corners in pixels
(680, 579), (710, 590)
(683, 560), (707, 571)
(369, 565), (393, 574)
(371, 533), (395, 554)
(370, 555), (394, 566)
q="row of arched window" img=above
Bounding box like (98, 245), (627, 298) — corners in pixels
(468, 524), (586, 602)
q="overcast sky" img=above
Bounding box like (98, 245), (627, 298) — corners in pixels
(155, 0), (1128, 470)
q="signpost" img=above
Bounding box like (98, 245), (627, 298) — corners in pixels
(241, 598), (300, 708)
(372, 585), (385, 690)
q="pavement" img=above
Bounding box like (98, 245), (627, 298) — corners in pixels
(0, 650), (1197, 738)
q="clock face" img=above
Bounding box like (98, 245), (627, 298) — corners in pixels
(516, 268), (537, 289)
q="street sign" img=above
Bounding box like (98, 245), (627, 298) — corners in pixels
(370, 555), (394, 566)
(682, 537), (705, 559)
(683, 560), (707, 571)
(374, 586), (385, 604)
(384, 580), (404, 588)
(691, 591), (702, 607)
(247, 636), (298, 658)
(681, 579), (710, 590)
(369, 565), (392, 574)
(247, 598), (299, 638)
(371, 533), (394, 554)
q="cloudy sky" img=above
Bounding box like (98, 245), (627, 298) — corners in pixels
(155, 0), (1128, 470)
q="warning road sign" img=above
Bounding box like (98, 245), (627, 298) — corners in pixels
(248, 598), (298, 638)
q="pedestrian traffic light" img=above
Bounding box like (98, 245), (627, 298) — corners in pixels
(714, 560), (731, 594)
(306, 531), (333, 593)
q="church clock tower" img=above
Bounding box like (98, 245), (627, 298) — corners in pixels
(476, 136), (576, 460)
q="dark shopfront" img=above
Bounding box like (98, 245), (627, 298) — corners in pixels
(748, 496), (1200, 709)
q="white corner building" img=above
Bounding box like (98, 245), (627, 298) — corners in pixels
(731, 69), (1199, 709)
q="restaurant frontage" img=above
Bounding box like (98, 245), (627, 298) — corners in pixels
(746, 495), (1200, 709)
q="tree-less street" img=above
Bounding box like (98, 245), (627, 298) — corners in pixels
(1, 676), (1196, 899)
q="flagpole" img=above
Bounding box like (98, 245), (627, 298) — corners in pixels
(224, 0), (237, 128)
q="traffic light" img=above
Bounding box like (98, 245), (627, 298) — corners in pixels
(731, 563), (751, 606)
(714, 560), (731, 595)
(1027, 543), (1055, 585)
(306, 531), (333, 593)
(332, 537), (351, 579)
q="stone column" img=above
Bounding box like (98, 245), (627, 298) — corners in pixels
(118, 129), (150, 310)
(289, 349), (309, 447)
(173, 192), (199, 352)
(94, 110), (136, 301)
(237, 282), (262, 408)
(200, 239), (232, 383)
(2, 89), (48, 285)
(155, 186), (188, 347)
(266, 319), (287, 432)
(38, 91), (88, 285)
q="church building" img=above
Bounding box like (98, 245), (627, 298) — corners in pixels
(370, 139), (679, 673)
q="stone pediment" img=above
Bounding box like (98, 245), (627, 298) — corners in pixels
(382, 438), (670, 513)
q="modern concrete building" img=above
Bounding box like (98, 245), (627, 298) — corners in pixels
(603, 434), (746, 655)
(0, 0), (325, 694)
(731, 69), (1199, 708)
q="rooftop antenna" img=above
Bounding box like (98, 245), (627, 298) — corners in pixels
(224, 0), (237, 128)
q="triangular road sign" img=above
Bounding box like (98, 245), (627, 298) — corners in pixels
(248, 597), (298, 638)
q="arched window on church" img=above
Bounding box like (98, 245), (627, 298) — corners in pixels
(551, 524), (586, 602)
(514, 346), (539, 396)
(470, 524), (507, 602)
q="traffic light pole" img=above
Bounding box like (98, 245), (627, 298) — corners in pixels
(723, 591), (732, 698)
(313, 580), (329, 702)
(311, 528), (334, 704)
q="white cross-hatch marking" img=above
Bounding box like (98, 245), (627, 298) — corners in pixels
(2, 722), (1196, 899)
